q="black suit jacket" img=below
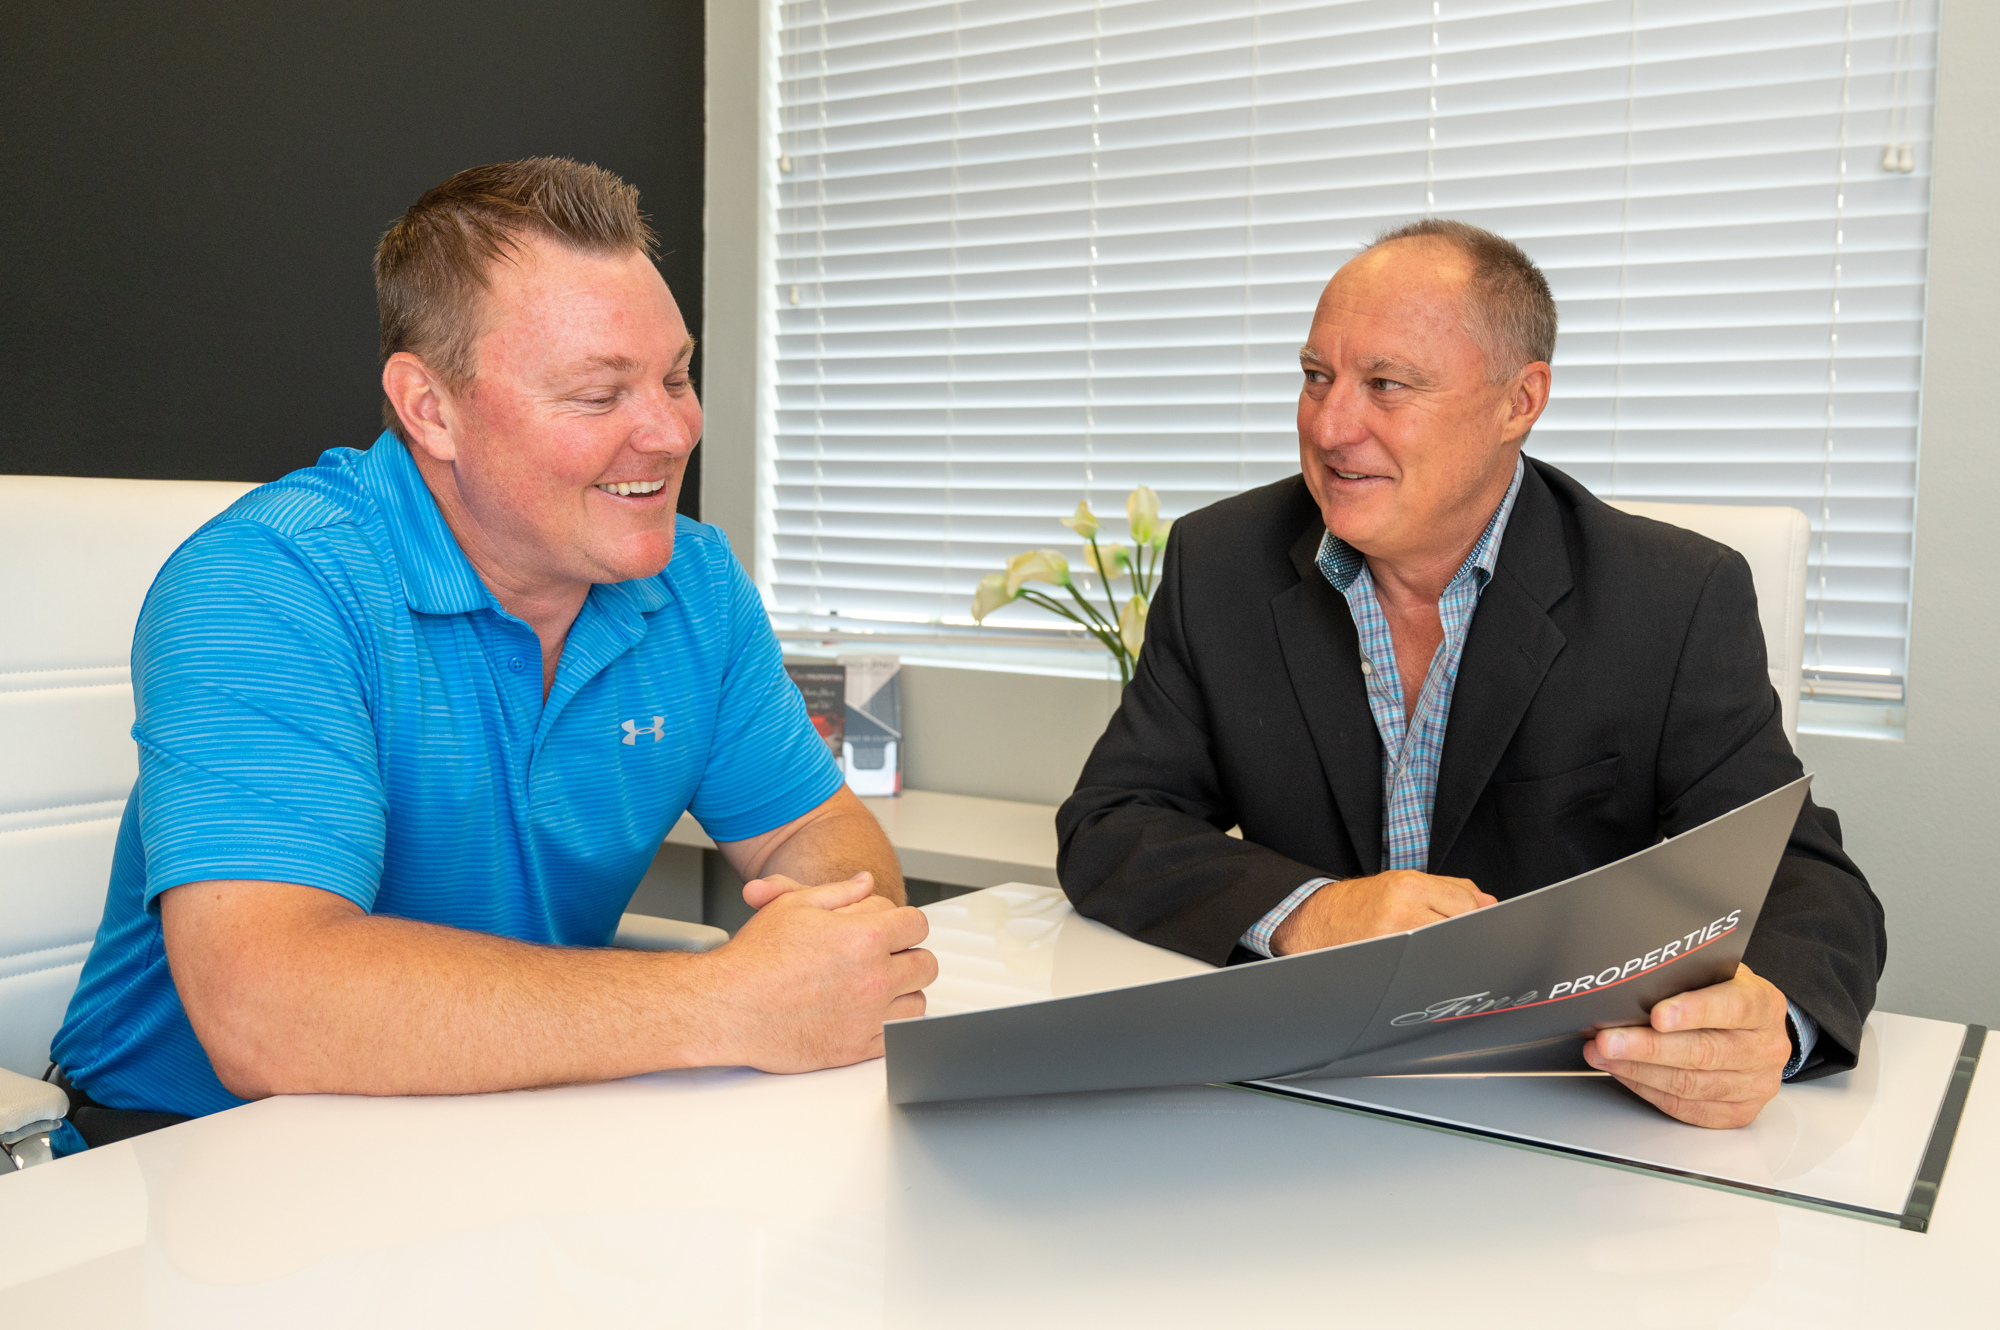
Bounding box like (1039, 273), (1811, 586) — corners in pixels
(1056, 458), (1885, 1077)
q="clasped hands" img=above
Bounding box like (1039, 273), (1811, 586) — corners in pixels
(1269, 870), (1792, 1128)
(704, 870), (935, 1074)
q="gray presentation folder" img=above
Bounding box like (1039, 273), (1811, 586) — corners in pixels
(886, 775), (1811, 1105)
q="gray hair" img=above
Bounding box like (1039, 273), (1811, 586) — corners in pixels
(1365, 218), (1557, 382)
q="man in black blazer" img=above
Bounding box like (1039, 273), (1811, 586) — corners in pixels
(1057, 220), (1884, 1128)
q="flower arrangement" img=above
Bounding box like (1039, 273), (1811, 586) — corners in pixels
(970, 485), (1171, 687)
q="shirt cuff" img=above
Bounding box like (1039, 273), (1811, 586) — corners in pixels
(1241, 878), (1338, 958)
(1782, 1001), (1820, 1080)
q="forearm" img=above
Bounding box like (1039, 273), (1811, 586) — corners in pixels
(728, 786), (904, 904)
(170, 889), (730, 1099)
(1059, 797), (1322, 964)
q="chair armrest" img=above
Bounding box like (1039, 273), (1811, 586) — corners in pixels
(0, 1066), (68, 1140)
(612, 913), (729, 954)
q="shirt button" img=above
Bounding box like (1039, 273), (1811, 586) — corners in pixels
(509, 656), (525, 673)
(1360, 658), (1374, 676)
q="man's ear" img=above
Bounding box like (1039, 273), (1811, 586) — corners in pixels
(382, 352), (459, 461)
(1501, 361), (1552, 444)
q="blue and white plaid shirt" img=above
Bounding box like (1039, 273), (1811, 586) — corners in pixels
(1238, 456), (1817, 1075)
(1242, 456), (1524, 957)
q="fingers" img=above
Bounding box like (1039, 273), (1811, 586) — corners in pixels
(1592, 1023), (1761, 1073)
(1583, 1016), (1786, 1129)
(870, 902), (932, 955)
(1608, 1072), (1766, 1130)
(1408, 873), (1491, 919)
(1651, 964), (1784, 1035)
(1368, 872), (1488, 927)
(1591, 1047), (1773, 1114)
(1586, 1034), (1766, 1090)
(789, 872), (878, 912)
(885, 991), (928, 1022)
(887, 945), (939, 998)
(741, 874), (808, 910)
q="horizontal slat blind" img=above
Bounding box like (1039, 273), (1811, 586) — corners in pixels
(768, 0), (1936, 694)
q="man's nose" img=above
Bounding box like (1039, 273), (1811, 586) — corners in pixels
(629, 385), (702, 455)
(1302, 379), (1369, 449)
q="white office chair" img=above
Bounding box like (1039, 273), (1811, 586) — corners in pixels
(0, 473), (723, 1171)
(1607, 501), (1811, 745)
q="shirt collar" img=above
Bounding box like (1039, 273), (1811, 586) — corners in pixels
(1316, 454), (1526, 596)
(357, 432), (676, 620)
(358, 433), (494, 614)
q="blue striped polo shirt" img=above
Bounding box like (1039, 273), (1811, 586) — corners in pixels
(53, 434), (843, 1119)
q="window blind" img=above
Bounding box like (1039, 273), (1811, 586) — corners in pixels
(767, 0), (1937, 699)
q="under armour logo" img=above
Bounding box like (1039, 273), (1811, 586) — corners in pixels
(621, 716), (665, 745)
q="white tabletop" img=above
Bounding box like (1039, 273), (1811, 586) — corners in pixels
(2, 885), (1992, 1326)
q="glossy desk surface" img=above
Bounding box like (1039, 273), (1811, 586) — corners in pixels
(2, 885), (1992, 1327)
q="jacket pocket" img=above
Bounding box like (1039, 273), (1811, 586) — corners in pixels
(1491, 755), (1621, 819)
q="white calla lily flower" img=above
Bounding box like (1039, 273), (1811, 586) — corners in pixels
(1005, 548), (1071, 595)
(970, 571), (1014, 623)
(1118, 592), (1148, 657)
(970, 486), (1167, 688)
(1060, 500), (1100, 540)
(1083, 540), (1131, 579)
(1127, 485), (1161, 544)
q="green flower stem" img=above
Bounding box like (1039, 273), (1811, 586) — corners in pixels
(1085, 534), (1122, 634)
(1067, 581), (1136, 686)
(1062, 579), (1122, 640)
(1017, 588), (1117, 652)
(1021, 577), (1117, 641)
(1019, 588), (1133, 687)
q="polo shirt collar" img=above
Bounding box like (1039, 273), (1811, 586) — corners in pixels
(592, 566), (673, 619)
(357, 433), (495, 615)
(1316, 454), (1526, 596)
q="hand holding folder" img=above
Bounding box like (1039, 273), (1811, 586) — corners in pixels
(886, 776), (1813, 1110)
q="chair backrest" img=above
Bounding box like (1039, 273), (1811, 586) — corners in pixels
(1607, 501), (1811, 746)
(0, 475), (256, 1076)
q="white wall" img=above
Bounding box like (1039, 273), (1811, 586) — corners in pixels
(705, 0), (2000, 1027)
(1792, 0), (2000, 1029)
(700, 0), (762, 564)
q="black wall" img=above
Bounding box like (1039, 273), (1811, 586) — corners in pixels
(1, 0), (705, 516)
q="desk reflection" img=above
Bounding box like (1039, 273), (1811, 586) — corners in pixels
(886, 1080), (1833, 1330)
(117, 1067), (889, 1329)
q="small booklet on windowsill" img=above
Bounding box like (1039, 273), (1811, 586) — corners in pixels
(886, 776), (1811, 1104)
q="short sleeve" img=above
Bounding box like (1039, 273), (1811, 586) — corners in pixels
(132, 522), (387, 912)
(683, 540), (846, 842)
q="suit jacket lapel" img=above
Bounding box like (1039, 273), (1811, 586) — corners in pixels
(1428, 462), (1574, 870)
(1271, 520), (1383, 876)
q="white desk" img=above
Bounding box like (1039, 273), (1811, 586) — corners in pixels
(669, 789), (1061, 890)
(2, 885), (1993, 1326)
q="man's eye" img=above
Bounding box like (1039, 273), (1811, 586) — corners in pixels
(1372, 378), (1407, 391)
(1302, 369), (1328, 384)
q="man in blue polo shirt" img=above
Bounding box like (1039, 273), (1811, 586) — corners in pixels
(52, 158), (932, 1132)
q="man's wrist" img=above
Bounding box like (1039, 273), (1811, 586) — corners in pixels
(1782, 1000), (1819, 1080)
(1242, 878), (1337, 958)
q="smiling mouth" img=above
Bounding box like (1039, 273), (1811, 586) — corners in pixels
(1332, 469), (1384, 481)
(595, 479), (668, 497)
